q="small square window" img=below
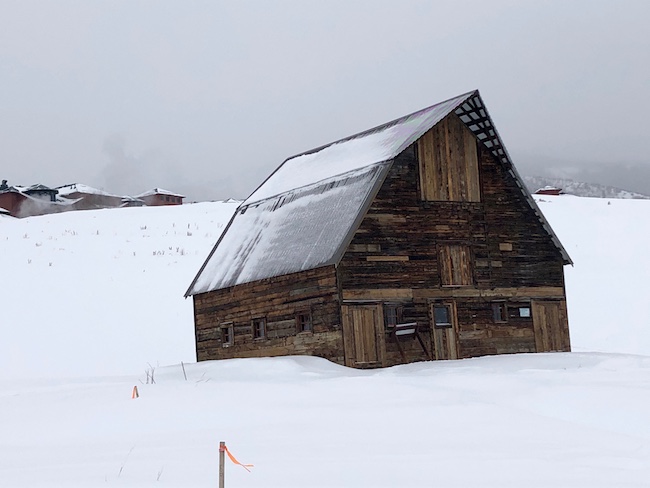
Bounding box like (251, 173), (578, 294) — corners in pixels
(433, 304), (452, 328)
(519, 307), (531, 318)
(221, 323), (234, 347)
(296, 312), (312, 333)
(383, 304), (404, 329)
(492, 302), (508, 323)
(252, 318), (266, 339)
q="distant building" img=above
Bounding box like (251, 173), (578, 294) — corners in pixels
(534, 186), (563, 196)
(136, 188), (185, 206)
(120, 196), (146, 207)
(56, 183), (125, 210)
(0, 182), (77, 217)
(1, 180), (187, 217)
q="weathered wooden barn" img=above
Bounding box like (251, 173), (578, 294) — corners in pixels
(186, 90), (572, 368)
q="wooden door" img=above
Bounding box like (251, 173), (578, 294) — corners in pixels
(430, 302), (459, 360)
(532, 300), (570, 352)
(341, 304), (386, 367)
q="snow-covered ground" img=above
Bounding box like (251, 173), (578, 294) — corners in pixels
(1, 196), (650, 487)
(0, 202), (239, 379)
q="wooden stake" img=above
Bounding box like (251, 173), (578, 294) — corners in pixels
(219, 441), (225, 488)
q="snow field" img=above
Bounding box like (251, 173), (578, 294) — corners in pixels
(1, 195), (650, 486)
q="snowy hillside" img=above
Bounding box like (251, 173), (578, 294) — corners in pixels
(2, 195), (650, 487)
(534, 195), (650, 355)
(0, 202), (239, 379)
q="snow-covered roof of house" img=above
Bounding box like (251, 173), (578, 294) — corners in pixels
(186, 90), (571, 296)
(56, 183), (123, 198)
(136, 188), (185, 198)
(24, 184), (57, 193)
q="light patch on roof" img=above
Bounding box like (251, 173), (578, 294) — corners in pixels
(247, 92), (473, 204)
(187, 163), (389, 294)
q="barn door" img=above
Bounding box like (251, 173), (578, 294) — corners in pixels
(532, 300), (570, 352)
(341, 304), (386, 368)
(430, 302), (459, 360)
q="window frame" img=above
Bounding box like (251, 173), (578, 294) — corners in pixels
(252, 317), (267, 340)
(383, 303), (404, 331)
(296, 311), (313, 333)
(220, 322), (234, 347)
(492, 302), (508, 323)
(433, 303), (453, 329)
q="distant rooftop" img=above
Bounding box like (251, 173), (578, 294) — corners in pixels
(136, 188), (185, 198)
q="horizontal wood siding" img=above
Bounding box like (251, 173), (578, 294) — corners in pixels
(193, 266), (343, 363)
(454, 299), (536, 358)
(338, 111), (568, 363)
(480, 147), (566, 288)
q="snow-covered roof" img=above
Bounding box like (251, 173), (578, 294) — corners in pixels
(186, 90), (571, 296)
(248, 92), (472, 203)
(56, 183), (123, 198)
(188, 164), (389, 294)
(136, 188), (185, 198)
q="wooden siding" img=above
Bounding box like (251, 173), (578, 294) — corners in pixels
(193, 266), (344, 363)
(438, 245), (473, 286)
(192, 111), (570, 368)
(532, 299), (570, 352)
(341, 304), (386, 367)
(336, 111), (570, 364)
(417, 113), (480, 202)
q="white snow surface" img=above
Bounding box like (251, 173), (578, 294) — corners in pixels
(1, 194), (650, 486)
(247, 92), (471, 203)
(0, 202), (239, 379)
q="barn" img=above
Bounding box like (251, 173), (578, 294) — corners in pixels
(185, 90), (572, 368)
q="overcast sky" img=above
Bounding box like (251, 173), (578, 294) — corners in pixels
(1, 0), (648, 201)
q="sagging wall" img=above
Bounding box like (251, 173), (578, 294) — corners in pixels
(193, 265), (344, 363)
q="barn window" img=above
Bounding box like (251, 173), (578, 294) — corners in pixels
(221, 323), (234, 347)
(439, 245), (472, 286)
(252, 318), (266, 339)
(519, 307), (531, 318)
(383, 304), (404, 330)
(433, 304), (452, 328)
(492, 302), (508, 323)
(296, 312), (312, 333)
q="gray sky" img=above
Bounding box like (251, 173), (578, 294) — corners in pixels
(1, 0), (649, 201)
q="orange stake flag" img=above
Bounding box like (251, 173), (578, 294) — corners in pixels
(220, 444), (254, 472)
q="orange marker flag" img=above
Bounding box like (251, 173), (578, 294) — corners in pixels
(131, 386), (139, 399)
(220, 443), (254, 472)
